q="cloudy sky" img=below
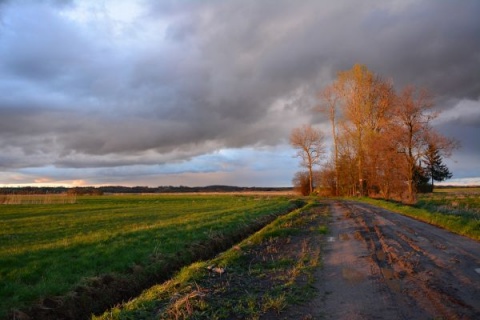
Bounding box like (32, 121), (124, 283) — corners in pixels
(0, 0), (479, 187)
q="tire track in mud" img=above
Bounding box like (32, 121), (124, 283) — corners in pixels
(315, 200), (480, 320)
(314, 201), (406, 320)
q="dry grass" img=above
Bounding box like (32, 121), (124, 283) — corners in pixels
(165, 284), (208, 320)
(0, 194), (77, 204)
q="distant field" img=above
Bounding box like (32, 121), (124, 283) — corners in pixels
(417, 188), (480, 221)
(0, 194), (297, 318)
(433, 187), (480, 194)
(0, 194), (77, 204)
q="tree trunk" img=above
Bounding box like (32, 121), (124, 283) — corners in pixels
(332, 112), (339, 196)
(308, 165), (313, 195)
(358, 130), (364, 196)
(307, 152), (314, 195)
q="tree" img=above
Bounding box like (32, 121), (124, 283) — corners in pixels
(367, 129), (404, 199)
(314, 64), (458, 202)
(290, 124), (326, 195)
(423, 143), (453, 188)
(392, 86), (456, 201)
(316, 163), (337, 196)
(332, 64), (394, 196)
(393, 86), (437, 202)
(318, 84), (340, 195)
(414, 164), (432, 193)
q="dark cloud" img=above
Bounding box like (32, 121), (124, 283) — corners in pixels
(0, 0), (479, 185)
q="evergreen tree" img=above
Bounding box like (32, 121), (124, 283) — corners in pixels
(423, 143), (453, 188)
(414, 164), (432, 193)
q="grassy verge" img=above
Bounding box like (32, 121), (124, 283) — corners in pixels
(1, 195), (299, 319)
(354, 197), (480, 241)
(96, 201), (329, 320)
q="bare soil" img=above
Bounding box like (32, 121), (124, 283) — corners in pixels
(288, 200), (480, 320)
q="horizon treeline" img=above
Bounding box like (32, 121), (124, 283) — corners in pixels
(0, 185), (292, 195)
(311, 64), (457, 202)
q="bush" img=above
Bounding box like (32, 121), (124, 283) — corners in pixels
(292, 171), (310, 196)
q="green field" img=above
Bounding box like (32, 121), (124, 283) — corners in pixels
(357, 188), (480, 240)
(0, 194), (297, 318)
(420, 188), (480, 214)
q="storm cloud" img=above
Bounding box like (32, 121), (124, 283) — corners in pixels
(1, 0), (479, 186)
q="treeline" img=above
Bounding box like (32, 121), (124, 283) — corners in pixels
(0, 185), (292, 195)
(292, 64), (457, 202)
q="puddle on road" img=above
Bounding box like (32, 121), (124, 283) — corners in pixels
(342, 267), (365, 284)
(327, 236), (336, 242)
(381, 267), (394, 279)
(381, 267), (402, 292)
(353, 230), (363, 240)
(475, 268), (480, 275)
(339, 233), (350, 240)
(376, 250), (386, 261)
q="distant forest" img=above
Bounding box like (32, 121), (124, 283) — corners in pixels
(0, 185), (292, 195)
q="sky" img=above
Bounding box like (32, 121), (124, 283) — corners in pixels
(0, 0), (479, 188)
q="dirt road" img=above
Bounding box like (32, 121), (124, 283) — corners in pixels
(308, 200), (480, 320)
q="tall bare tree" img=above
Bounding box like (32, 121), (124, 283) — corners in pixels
(393, 86), (438, 202)
(318, 84), (340, 195)
(290, 124), (326, 195)
(333, 64), (394, 196)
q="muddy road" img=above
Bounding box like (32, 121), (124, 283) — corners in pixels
(309, 200), (480, 320)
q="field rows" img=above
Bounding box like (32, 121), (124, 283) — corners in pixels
(0, 195), (296, 318)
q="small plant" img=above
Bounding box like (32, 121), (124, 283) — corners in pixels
(317, 225), (328, 234)
(262, 293), (287, 314)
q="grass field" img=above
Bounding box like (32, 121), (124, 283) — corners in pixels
(357, 188), (480, 240)
(420, 187), (480, 214)
(0, 194), (298, 318)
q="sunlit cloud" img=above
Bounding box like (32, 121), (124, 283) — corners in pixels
(34, 177), (54, 184)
